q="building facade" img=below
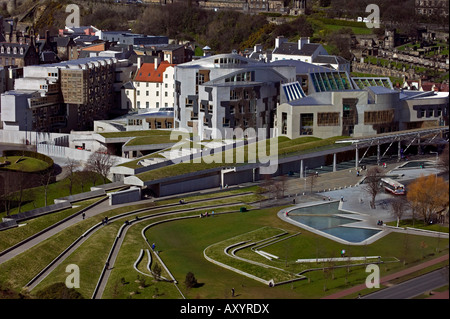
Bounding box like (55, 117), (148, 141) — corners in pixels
(126, 59), (176, 110)
(1, 56), (126, 132)
(174, 53), (296, 139)
(275, 63), (449, 139)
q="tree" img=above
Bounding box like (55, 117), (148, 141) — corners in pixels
(184, 272), (198, 289)
(152, 263), (162, 281)
(65, 158), (80, 195)
(406, 174), (449, 224)
(39, 165), (55, 207)
(390, 196), (409, 227)
(85, 148), (116, 184)
(364, 166), (383, 209)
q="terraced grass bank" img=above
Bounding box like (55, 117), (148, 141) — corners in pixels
(133, 136), (350, 183)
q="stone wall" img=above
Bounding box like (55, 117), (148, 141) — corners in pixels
(351, 62), (414, 80)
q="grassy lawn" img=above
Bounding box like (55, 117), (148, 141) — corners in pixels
(0, 198), (105, 291)
(125, 135), (180, 146)
(0, 156), (50, 173)
(20, 189), (256, 298)
(140, 207), (448, 299)
(0, 172), (107, 218)
(0, 198), (102, 253)
(1, 183), (448, 299)
(386, 219), (449, 234)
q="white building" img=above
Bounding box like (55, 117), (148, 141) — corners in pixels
(127, 58), (175, 110)
(271, 36), (350, 73)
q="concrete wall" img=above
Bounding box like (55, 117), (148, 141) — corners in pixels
(159, 172), (221, 197)
(109, 187), (141, 205)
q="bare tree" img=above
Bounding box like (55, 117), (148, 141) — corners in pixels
(437, 144), (449, 175)
(390, 196), (409, 227)
(364, 166), (383, 209)
(65, 158), (80, 195)
(86, 148), (116, 184)
(39, 166), (55, 207)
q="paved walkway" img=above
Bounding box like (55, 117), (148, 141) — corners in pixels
(322, 254), (449, 299)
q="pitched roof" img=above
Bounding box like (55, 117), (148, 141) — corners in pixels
(134, 61), (175, 83)
(273, 42), (322, 56)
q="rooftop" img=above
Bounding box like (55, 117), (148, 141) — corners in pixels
(134, 61), (175, 83)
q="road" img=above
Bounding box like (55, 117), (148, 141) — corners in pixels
(362, 267), (449, 299)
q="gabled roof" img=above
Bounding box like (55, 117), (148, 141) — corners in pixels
(134, 61), (175, 83)
(273, 42), (322, 56)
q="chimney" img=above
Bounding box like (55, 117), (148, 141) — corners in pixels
(298, 37), (310, 50)
(137, 56), (142, 69)
(275, 36), (287, 49)
(154, 56), (160, 70)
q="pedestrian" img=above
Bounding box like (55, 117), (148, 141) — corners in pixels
(340, 196), (344, 202)
(152, 243), (156, 251)
(82, 212), (85, 220)
(231, 288), (235, 297)
(105, 261), (109, 270)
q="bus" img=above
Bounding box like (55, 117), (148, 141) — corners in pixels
(381, 178), (405, 195)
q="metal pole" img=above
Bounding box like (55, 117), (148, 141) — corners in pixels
(333, 153), (337, 172)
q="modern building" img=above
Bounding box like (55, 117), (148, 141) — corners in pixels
(99, 31), (168, 47)
(0, 56), (133, 132)
(174, 53), (297, 140)
(275, 63), (449, 139)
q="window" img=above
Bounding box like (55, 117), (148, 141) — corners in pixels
(146, 91), (149, 96)
(146, 102), (149, 107)
(156, 91), (159, 96)
(282, 112), (287, 135)
(300, 113), (314, 135)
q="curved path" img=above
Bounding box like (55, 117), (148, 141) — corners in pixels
(92, 202), (244, 299)
(1, 190), (252, 295)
